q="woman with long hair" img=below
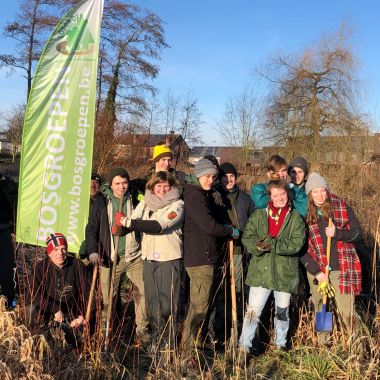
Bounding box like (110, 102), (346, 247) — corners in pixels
(301, 173), (362, 342)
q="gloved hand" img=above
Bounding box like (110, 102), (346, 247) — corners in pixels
(115, 211), (126, 227)
(111, 224), (123, 236)
(255, 238), (272, 252)
(89, 252), (100, 264)
(318, 280), (335, 298)
(225, 224), (240, 239)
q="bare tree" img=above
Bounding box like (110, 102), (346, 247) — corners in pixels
(0, 0), (61, 100)
(162, 89), (181, 134)
(89, 1), (168, 170)
(217, 87), (259, 167)
(99, 1), (168, 129)
(178, 92), (203, 146)
(2, 105), (25, 162)
(122, 93), (163, 135)
(257, 25), (369, 160)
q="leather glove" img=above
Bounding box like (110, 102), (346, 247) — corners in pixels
(225, 224), (240, 239)
(111, 224), (123, 236)
(318, 280), (335, 298)
(255, 238), (271, 252)
(89, 253), (99, 264)
(115, 211), (126, 227)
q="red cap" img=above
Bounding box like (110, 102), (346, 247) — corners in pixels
(45, 232), (67, 254)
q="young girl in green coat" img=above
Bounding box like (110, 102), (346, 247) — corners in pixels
(239, 180), (306, 352)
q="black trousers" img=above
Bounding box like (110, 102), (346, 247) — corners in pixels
(143, 259), (181, 342)
(0, 227), (15, 305)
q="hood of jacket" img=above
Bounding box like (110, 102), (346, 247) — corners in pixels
(184, 173), (200, 186)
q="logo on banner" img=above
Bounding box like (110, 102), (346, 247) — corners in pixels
(56, 15), (95, 55)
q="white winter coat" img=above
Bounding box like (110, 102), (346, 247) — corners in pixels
(131, 198), (184, 261)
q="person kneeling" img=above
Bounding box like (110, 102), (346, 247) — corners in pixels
(27, 233), (93, 347)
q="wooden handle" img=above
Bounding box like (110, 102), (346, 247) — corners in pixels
(105, 192), (124, 350)
(325, 218), (332, 278)
(85, 263), (98, 323)
(229, 240), (237, 324)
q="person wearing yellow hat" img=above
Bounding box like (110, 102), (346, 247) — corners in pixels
(131, 142), (186, 197)
(151, 144), (174, 172)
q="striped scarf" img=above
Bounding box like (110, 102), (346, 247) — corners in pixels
(307, 194), (362, 295)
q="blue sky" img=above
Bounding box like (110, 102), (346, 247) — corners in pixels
(1, 1), (379, 145)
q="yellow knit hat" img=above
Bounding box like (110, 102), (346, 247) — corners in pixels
(151, 144), (173, 162)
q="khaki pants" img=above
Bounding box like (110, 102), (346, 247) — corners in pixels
(307, 271), (355, 341)
(182, 264), (214, 355)
(100, 256), (148, 335)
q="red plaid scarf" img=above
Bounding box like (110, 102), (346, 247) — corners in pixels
(307, 194), (361, 295)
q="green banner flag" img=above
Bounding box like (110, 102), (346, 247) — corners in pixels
(16, 0), (104, 253)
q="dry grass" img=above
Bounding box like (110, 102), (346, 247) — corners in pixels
(0, 296), (129, 379)
(2, 291), (378, 379)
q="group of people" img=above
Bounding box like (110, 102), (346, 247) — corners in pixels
(5, 143), (363, 369)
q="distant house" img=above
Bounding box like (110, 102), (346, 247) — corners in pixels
(188, 146), (222, 165)
(189, 146), (262, 164)
(0, 132), (13, 154)
(189, 146), (263, 175)
(262, 134), (378, 164)
(116, 132), (191, 164)
(189, 133), (379, 177)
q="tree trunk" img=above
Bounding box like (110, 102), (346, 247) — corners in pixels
(103, 46), (123, 131)
(310, 82), (320, 162)
(27, 0), (39, 100)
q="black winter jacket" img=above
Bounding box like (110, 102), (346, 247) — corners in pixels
(30, 256), (92, 320)
(216, 185), (255, 232)
(183, 182), (230, 267)
(85, 192), (140, 267)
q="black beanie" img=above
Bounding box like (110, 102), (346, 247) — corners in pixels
(107, 167), (130, 184)
(288, 157), (308, 177)
(91, 171), (101, 184)
(219, 162), (238, 179)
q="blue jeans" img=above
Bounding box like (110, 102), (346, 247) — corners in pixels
(239, 286), (291, 349)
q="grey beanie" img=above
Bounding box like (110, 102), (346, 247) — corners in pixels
(194, 158), (218, 178)
(305, 172), (330, 195)
(288, 156), (309, 176)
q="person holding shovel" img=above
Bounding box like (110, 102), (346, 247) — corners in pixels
(213, 162), (254, 341)
(115, 171), (184, 352)
(85, 167), (150, 344)
(301, 173), (362, 343)
(180, 158), (239, 372)
(238, 180), (305, 357)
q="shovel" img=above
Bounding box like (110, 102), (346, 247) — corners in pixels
(105, 192), (124, 351)
(316, 218), (333, 332)
(229, 240), (238, 350)
(85, 263), (98, 323)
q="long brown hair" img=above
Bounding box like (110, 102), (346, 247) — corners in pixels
(306, 191), (331, 225)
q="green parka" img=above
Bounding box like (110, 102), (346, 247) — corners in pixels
(242, 208), (306, 293)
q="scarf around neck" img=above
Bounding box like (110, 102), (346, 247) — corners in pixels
(268, 201), (290, 237)
(307, 193), (361, 295)
(144, 186), (180, 212)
